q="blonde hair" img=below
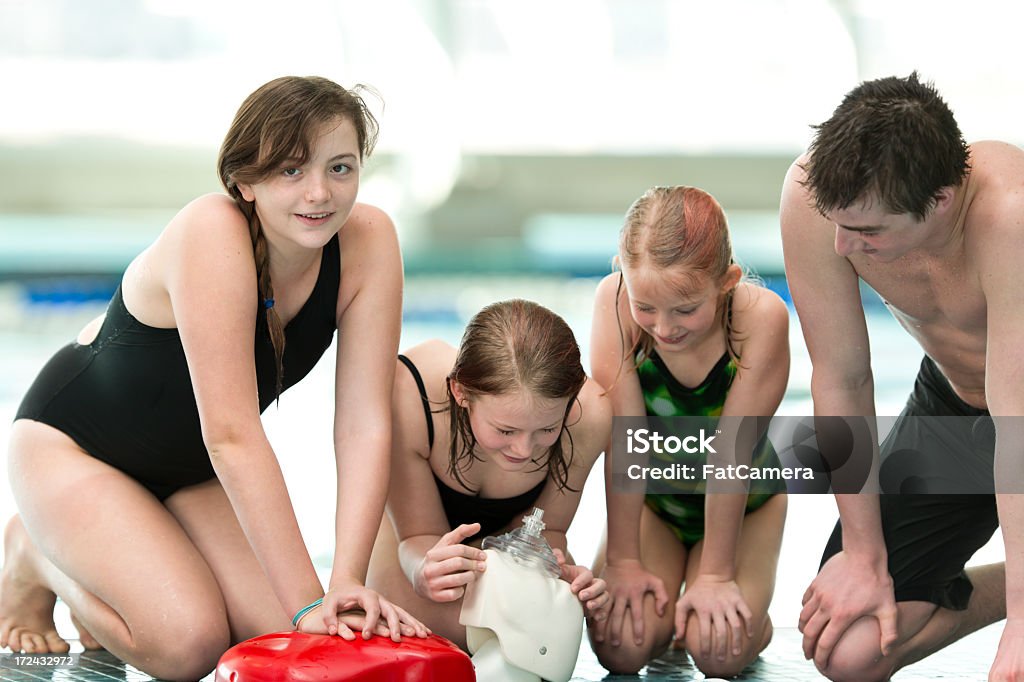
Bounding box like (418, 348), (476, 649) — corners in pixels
(617, 186), (742, 366)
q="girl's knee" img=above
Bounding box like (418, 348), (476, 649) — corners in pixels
(688, 639), (760, 679)
(589, 613), (674, 674)
(132, 619), (230, 681)
(590, 623), (671, 675)
(592, 639), (655, 675)
(687, 614), (773, 678)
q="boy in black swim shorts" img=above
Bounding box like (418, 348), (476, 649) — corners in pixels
(782, 71), (1024, 681)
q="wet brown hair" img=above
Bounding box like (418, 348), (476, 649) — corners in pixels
(446, 299), (587, 493)
(616, 186), (741, 369)
(217, 76), (379, 398)
(801, 72), (970, 220)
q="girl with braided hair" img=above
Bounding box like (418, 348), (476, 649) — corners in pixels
(0, 76), (426, 681)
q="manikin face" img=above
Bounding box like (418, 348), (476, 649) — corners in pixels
(622, 263), (736, 354)
(823, 192), (949, 263)
(238, 116), (361, 250)
(454, 387), (569, 472)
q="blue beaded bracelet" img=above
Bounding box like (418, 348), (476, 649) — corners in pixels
(291, 597), (323, 628)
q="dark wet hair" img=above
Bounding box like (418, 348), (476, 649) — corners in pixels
(801, 71), (970, 221)
(446, 299), (586, 493)
(217, 76), (379, 398)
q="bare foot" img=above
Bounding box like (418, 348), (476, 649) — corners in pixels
(71, 612), (102, 650)
(0, 515), (69, 653)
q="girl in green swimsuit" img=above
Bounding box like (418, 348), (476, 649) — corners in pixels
(588, 186), (790, 678)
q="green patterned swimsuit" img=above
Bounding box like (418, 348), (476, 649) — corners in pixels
(639, 350), (783, 547)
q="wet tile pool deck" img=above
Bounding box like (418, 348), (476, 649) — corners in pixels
(0, 625), (1002, 681)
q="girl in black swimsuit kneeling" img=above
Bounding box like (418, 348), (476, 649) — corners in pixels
(0, 76), (426, 681)
(367, 299), (611, 649)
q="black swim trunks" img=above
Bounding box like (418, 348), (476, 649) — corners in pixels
(820, 356), (999, 610)
(15, 234), (340, 500)
(397, 354), (546, 543)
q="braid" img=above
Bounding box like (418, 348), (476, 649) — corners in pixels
(238, 199), (286, 399)
(216, 76), (381, 402)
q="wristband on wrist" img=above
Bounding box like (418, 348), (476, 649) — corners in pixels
(292, 597), (324, 628)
